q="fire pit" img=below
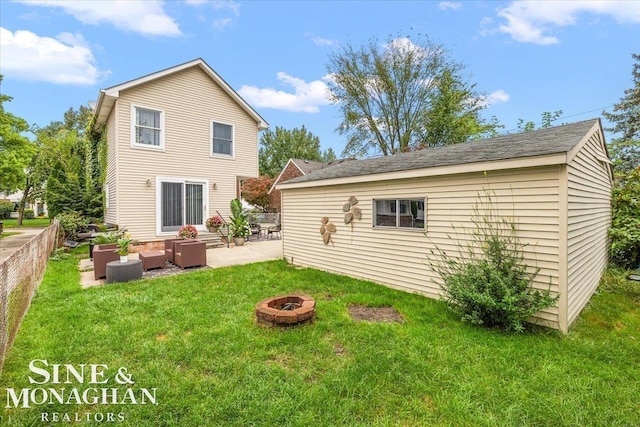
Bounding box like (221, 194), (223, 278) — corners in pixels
(255, 295), (316, 327)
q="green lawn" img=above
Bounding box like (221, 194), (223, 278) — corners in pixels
(1, 253), (638, 426)
(0, 231), (20, 239)
(1, 218), (51, 228)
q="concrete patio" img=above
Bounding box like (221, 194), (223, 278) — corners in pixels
(80, 238), (283, 288)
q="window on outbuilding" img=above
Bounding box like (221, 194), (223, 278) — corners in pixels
(373, 198), (425, 229)
(211, 122), (233, 156)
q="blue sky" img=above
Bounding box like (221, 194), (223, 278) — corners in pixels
(1, 0), (639, 155)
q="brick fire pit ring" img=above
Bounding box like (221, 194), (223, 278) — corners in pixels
(255, 295), (316, 327)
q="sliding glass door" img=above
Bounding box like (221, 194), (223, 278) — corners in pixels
(160, 180), (205, 233)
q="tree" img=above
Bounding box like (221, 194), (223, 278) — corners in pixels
(326, 34), (497, 157)
(602, 53), (640, 268)
(603, 53), (640, 141)
(259, 126), (325, 177)
(43, 130), (85, 219)
(242, 176), (275, 211)
(321, 147), (337, 163)
(516, 110), (563, 133)
(32, 105), (105, 221)
(417, 69), (502, 147)
(0, 75), (35, 195)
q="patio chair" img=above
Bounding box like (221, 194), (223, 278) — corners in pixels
(267, 224), (281, 239)
(250, 223), (261, 241)
(174, 240), (206, 269)
(164, 237), (186, 264)
(93, 243), (119, 280)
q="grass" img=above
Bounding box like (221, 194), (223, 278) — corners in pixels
(1, 218), (51, 228)
(1, 253), (639, 426)
(0, 232), (21, 239)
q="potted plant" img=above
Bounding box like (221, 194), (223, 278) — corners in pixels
(229, 198), (250, 246)
(205, 215), (223, 232)
(89, 231), (120, 259)
(116, 232), (132, 263)
(178, 225), (198, 239)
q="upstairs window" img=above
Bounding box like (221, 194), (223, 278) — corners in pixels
(212, 122), (233, 156)
(373, 198), (426, 229)
(132, 106), (164, 149)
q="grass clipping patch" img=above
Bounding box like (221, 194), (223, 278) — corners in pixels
(431, 188), (558, 333)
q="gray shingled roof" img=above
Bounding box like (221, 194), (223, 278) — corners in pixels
(284, 119), (599, 185)
(290, 159), (332, 175)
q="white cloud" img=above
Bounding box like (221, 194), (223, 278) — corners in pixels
(481, 89), (510, 106)
(0, 27), (107, 85)
(16, 0), (182, 37)
(307, 34), (334, 47)
(186, 0), (240, 31)
(496, 1), (640, 45)
(212, 18), (233, 31)
(238, 73), (331, 113)
(439, 2), (462, 11)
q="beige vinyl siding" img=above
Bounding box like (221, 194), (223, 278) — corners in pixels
(282, 166), (562, 327)
(104, 107), (118, 225)
(566, 131), (611, 325)
(112, 66), (260, 241)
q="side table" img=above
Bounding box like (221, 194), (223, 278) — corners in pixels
(106, 260), (143, 283)
(139, 250), (166, 271)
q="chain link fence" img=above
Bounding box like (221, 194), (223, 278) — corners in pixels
(0, 221), (58, 372)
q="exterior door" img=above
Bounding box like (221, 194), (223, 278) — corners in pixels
(160, 181), (205, 232)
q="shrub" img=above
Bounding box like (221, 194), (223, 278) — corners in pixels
(56, 211), (89, 241)
(23, 209), (35, 219)
(431, 190), (558, 333)
(0, 200), (13, 219)
(610, 167), (640, 269)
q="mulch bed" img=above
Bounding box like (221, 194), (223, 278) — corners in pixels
(347, 304), (404, 323)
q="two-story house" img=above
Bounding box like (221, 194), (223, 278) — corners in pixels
(91, 58), (269, 242)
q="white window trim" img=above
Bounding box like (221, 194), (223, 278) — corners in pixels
(155, 176), (209, 236)
(372, 197), (427, 230)
(131, 104), (165, 151)
(210, 120), (235, 159)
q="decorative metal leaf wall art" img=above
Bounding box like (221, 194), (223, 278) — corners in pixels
(344, 196), (361, 228)
(320, 217), (335, 246)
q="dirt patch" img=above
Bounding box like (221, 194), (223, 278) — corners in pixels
(347, 304), (404, 323)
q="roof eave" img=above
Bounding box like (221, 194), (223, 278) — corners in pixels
(92, 58), (269, 131)
(92, 90), (118, 132)
(277, 152), (568, 191)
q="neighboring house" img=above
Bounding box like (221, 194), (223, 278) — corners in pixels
(277, 119), (612, 332)
(2, 191), (47, 218)
(268, 158), (347, 212)
(91, 58), (269, 242)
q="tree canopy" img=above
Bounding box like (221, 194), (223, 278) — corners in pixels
(0, 76), (35, 195)
(242, 176), (275, 212)
(516, 110), (563, 133)
(603, 52), (640, 268)
(259, 126), (333, 177)
(326, 34), (498, 157)
(603, 53), (640, 141)
(36, 106), (105, 220)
